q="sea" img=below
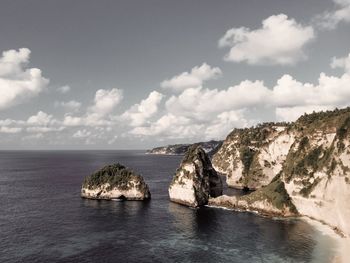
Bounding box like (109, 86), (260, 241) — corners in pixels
(0, 150), (338, 263)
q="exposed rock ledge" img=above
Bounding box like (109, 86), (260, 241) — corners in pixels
(81, 163), (151, 200)
(169, 145), (223, 207)
(208, 178), (298, 217)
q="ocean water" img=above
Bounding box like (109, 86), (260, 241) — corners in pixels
(0, 150), (337, 263)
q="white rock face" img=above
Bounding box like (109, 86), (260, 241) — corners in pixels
(168, 177), (197, 206)
(283, 130), (350, 237)
(81, 181), (150, 200)
(81, 163), (151, 201)
(169, 146), (223, 207)
(257, 132), (295, 186)
(212, 124), (292, 189)
(212, 108), (350, 237)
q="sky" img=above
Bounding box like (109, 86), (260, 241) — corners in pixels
(0, 0), (350, 149)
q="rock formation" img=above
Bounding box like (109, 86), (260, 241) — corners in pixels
(209, 177), (298, 217)
(168, 145), (223, 207)
(212, 107), (350, 237)
(81, 163), (151, 200)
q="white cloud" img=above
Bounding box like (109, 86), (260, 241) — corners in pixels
(272, 73), (350, 108)
(90, 88), (123, 116)
(130, 110), (249, 141)
(73, 129), (91, 138)
(130, 114), (204, 139)
(121, 91), (164, 126)
(219, 14), (314, 65)
(27, 111), (54, 126)
(26, 126), (64, 133)
(204, 110), (248, 139)
(161, 63), (222, 91)
(132, 50), (350, 139)
(0, 48), (49, 110)
(0, 126), (22, 134)
(61, 89), (122, 128)
(331, 53), (350, 73)
(276, 105), (335, 122)
(63, 116), (83, 127)
(54, 100), (82, 112)
(165, 80), (270, 120)
(57, 85), (71, 94)
(315, 0), (350, 29)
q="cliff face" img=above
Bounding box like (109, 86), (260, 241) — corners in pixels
(212, 108), (350, 237)
(147, 140), (222, 156)
(212, 123), (293, 189)
(281, 109), (350, 237)
(81, 163), (151, 200)
(168, 146), (223, 207)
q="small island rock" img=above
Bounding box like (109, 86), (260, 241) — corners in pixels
(81, 163), (151, 200)
(168, 145), (223, 207)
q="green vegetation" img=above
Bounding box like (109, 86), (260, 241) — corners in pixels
(239, 146), (256, 175)
(83, 163), (147, 192)
(241, 177), (298, 214)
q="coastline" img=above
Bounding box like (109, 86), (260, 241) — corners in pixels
(208, 203), (349, 263)
(302, 217), (350, 263)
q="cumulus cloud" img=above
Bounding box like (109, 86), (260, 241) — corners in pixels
(90, 88), (123, 116)
(315, 0), (350, 29)
(161, 63), (222, 91)
(204, 111), (249, 139)
(165, 80), (270, 120)
(26, 111), (64, 133)
(63, 116), (83, 127)
(121, 91), (164, 126)
(73, 129), (91, 138)
(273, 73), (350, 109)
(130, 114), (204, 139)
(133, 50), (350, 138)
(0, 48), (49, 110)
(219, 14), (314, 65)
(54, 100), (82, 112)
(276, 105), (335, 122)
(331, 53), (350, 73)
(130, 110), (249, 141)
(27, 111), (55, 126)
(57, 85), (71, 94)
(0, 126), (22, 134)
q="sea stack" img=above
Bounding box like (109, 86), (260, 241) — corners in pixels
(81, 163), (151, 200)
(168, 145), (223, 207)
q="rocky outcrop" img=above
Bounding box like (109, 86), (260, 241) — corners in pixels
(81, 163), (151, 200)
(147, 140), (222, 156)
(212, 107), (350, 237)
(168, 145), (223, 207)
(209, 178), (298, 217)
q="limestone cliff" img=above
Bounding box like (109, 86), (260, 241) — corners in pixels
(212, 123), (293, 189)
(168, 145), (223, 207)
(81, 163), (151, 200)
(212, 107), (350, 237)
